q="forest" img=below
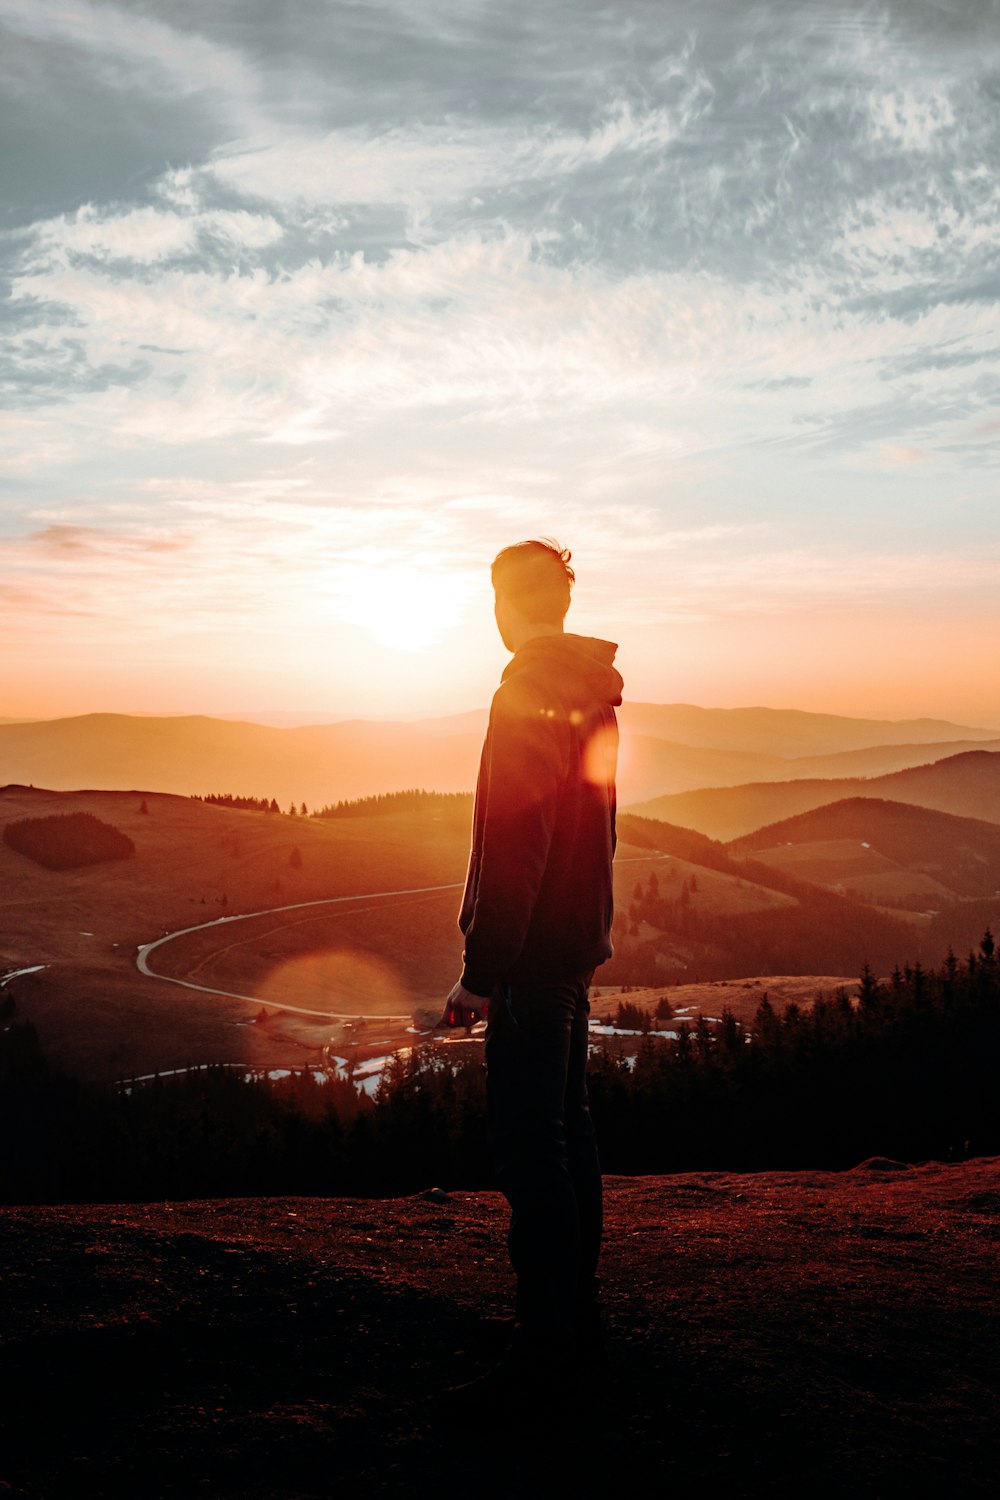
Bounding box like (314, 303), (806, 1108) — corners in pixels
(3, 813), (135, 871)
(2, 936), (997, 1204)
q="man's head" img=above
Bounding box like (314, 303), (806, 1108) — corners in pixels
(491, 538), (574, 652)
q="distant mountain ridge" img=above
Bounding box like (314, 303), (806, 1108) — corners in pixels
(630, 751), (1000, 841)
(616, 703), (996, 757)
(1, 705), (995, 810)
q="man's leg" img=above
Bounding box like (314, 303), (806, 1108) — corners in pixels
(484, 973), (598, 1344)
(564, 976), (603, 1323)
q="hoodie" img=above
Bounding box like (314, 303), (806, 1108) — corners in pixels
(459, 633), (624, 997)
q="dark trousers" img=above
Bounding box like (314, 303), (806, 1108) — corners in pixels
(484, 971), (603, 1341)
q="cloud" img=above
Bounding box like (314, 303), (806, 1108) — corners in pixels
(2, 0), (999, 718)
(0, 0), (259, 113)
(208, 87), (715, 214)
(866, 84), (956, 151)
(29, 203), (284, 267)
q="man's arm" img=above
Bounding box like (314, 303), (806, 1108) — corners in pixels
(458, 682), (563, 998)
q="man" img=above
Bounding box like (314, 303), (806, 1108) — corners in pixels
(440, 538), (623, 1407)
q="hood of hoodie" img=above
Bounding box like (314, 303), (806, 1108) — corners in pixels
(501, 632), (623, 708)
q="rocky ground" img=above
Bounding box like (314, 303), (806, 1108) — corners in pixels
(2, 1157), (999, 1498)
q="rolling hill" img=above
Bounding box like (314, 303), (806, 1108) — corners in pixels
(628, 751), (1000, 841)
(730, 797), (1000, 906)
(0, 785), (668, 1079)
(4, 782), (1000, 1079)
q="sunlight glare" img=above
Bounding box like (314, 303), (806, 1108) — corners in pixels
(338, 565), (461, 651)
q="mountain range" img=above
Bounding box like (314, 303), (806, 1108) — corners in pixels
(1, 705), (997, 810)
(630, 750), (1000, 841)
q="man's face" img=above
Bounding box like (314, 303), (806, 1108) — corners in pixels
(493, 590), (517, 652)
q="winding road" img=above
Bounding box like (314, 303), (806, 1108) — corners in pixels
(135, 881), (464, 1021)
(134, 853), (668, 1020)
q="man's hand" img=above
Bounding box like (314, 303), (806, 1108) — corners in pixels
(439, 980), (489, 1030)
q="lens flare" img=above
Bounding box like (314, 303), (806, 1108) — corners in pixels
(583, 723), (618, 788)
(262, 948), (411, 1016)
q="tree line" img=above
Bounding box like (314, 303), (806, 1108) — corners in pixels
(2, 935), (997, 1203)
(193, 790), (474, 820)
(313, 790), (473, 820)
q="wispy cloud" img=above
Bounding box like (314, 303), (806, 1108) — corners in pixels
(0, 0), (260, 114)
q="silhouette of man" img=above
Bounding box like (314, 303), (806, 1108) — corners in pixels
(440, 539), (623, 1409)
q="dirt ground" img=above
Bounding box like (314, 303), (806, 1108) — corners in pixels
(2, 1157), (999, 1498)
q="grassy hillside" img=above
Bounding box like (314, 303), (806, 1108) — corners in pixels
(611, 810), (1000, 984)
(732, 797), (1000, 904)
(0, 787), (676, 1080)
(6, 783), (999, 1083)
(0, 785), (475, 1080)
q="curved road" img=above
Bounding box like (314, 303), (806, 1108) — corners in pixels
(135, 881), (464, 1021)
(135, 853), (668, 1021)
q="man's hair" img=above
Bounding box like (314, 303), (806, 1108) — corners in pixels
(491, 538), (575, 624)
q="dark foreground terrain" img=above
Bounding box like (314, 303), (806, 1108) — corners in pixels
(2, 1159), (999, 1498)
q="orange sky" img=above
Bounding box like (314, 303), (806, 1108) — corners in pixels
(3, 2), (999, 732)
(6, 556), (999, 730)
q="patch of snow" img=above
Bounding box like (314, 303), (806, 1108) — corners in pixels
(347, 1054), (395, 1085)
(79, 932), (94, 937)
(125, 1063), (241, 1084)
(267, 1068), (292, 1080)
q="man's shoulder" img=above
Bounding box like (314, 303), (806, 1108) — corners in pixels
(490, 671), (550, 722)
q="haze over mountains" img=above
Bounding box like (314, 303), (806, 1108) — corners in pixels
(633, 751), (1000, 841)
(1, 705), (997, 812)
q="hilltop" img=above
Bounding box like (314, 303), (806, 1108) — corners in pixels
(731, 798), (1000, 906)
(1, 1158), (998, 1497)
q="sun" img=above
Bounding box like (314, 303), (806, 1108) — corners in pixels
(338, 565), (461, 652)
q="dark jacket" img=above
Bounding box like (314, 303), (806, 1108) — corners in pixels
(459, 633), (623, 997)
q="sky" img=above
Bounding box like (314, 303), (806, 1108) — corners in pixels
(2, 0), (999, 727)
